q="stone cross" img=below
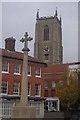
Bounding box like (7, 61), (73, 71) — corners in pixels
(11, 32), (36, 118)
(20, 32), (33, 106)
(20, 32), (33, 51)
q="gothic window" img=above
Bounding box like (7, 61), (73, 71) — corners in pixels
(44, 54), (49, 60)
(44, 25), (49, 40)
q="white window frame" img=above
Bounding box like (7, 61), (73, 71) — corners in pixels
(52, 80), (56, 88)
(35, 67), (41, 77)
(28, 65), (31, 76)
(28, 82), (31, 96)
(13, 81), (20, 95)
(44, 80), (48, 88)
(14, 64), (20, 75)
(1, 80), (8, 95)
(35, 84), (41, 97)
(2, 62), (9, 74)
(2, 101), (14, 118)
(44, 54), (49, 60)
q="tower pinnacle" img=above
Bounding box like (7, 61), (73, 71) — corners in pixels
(36, 9), (39, 19)
(60, 15), (62, 25)
(55, 7), (58, 17)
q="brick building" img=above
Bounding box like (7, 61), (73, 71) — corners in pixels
(43, 64), (68, 97)
(43, 63), (80, 112)
(1, 48), (47, 97)
(0, 37), (79, 118)
(43, 64), (68, 112)
(1, 37), (47, 97)
(0, 37), (47, 118)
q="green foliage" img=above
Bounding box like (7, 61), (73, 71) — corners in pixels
(56, 68), (78, 110)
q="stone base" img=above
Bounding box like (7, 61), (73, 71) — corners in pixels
(11, 106), (36, 118)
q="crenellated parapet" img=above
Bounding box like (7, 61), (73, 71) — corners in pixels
(36, 8), (62, 25)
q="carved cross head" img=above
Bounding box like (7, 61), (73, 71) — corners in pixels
(20, 32), (33, 51)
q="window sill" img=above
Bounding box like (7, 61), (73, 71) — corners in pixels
(27, 95), (30, 96)
(13, 94), (19, 96)
(44, 87), (48, 89)
(28, 74), (31, 77)
(35, 95), (40, 97)
(14, 73), (21, 76)
(35, 75), (41, 78)
(0, 93), (8, 95)
(2, 71), (9, 74)
(13, 93), (19, 96)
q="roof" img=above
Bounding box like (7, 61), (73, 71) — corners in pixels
(43, 64), (68, 80)
(44, 64), (68, 73)
(0, 48), (47, 65)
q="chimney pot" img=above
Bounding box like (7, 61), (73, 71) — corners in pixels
(5, 37), (16, 51)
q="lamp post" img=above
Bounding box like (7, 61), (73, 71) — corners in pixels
(20, 32), (32, 106)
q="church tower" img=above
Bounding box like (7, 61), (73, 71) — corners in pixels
(34, 9), (63, 65)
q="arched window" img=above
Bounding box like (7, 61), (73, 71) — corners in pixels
(44, 25), (49, 40)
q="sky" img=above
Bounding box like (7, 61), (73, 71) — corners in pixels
(0, 1), (78, 63)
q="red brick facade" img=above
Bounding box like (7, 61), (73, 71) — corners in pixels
(1, 48), (47, 97)
(1, 47), (69, 98)
(1, 48), (78, 99)
(43, 64), (68, 97)
(0, 38), (70, 98)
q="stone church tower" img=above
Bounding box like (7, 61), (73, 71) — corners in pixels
(34, 9), (63, 65)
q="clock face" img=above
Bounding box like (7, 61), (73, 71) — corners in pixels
(44, 46), (49, 52)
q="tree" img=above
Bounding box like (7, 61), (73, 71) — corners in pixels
(56, 67), (78, 110)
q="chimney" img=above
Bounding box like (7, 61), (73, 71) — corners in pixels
(5, 37), (16, 51)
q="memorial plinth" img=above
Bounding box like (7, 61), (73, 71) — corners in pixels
(11, 106), (36, 118)
(11, 32), (36, 118)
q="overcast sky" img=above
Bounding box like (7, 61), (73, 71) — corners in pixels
(1, 1), (78, 63)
